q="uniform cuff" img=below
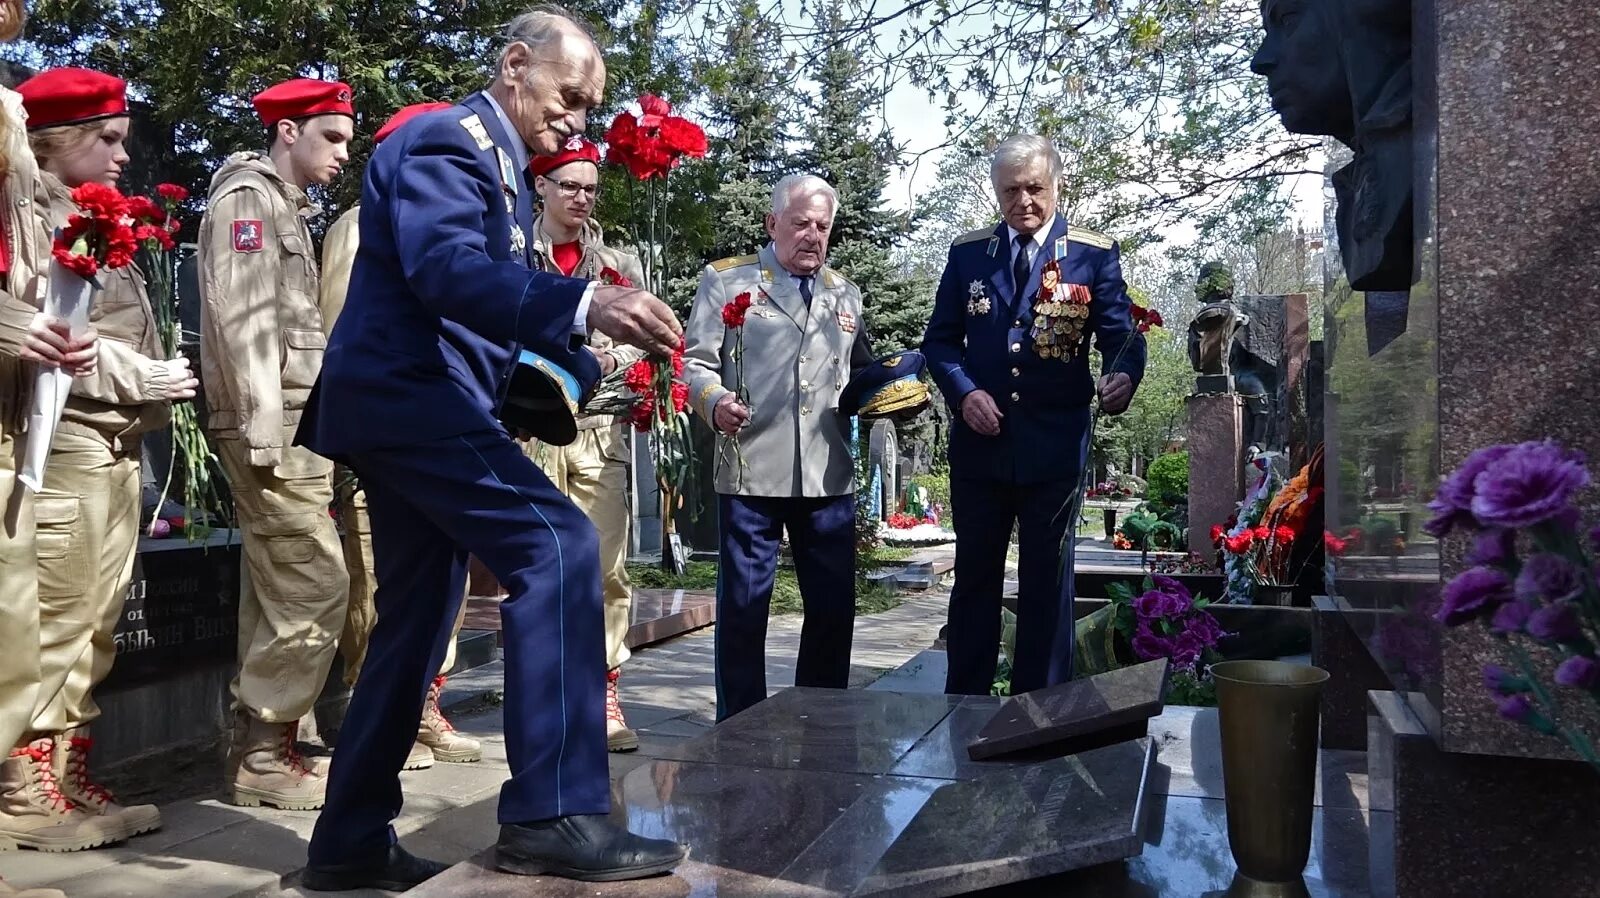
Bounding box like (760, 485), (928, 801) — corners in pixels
(573, 283), (595, 337)
(696, 383), (729, 421)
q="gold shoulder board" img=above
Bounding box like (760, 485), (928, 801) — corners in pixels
(710, 254), (758, 272)
(822, 267), (854, 290)
(1067, 226), (1116, 250)
(952, 227), (993, 247)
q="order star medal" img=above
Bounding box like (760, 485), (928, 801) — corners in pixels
(967, 280), (991, 316)
(510, 225), (527, 253)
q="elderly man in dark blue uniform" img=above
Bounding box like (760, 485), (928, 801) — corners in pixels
(922, 135), (1146, 697)
(296, 10), (687, 891)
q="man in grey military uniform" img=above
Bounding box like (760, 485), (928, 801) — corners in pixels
(682, 173), (874, 721)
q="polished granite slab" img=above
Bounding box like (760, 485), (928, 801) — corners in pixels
(462, 588), (715, 650)
(967, 660), (1169, 761)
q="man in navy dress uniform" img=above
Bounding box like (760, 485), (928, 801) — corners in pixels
(297, 10), (687, 890)
(921, 135), (1146, 697)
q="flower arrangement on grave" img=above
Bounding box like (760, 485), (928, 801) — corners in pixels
(132, 184), (229, 540)
(1215, 449), (1326, 603)
(1150, 552), (1216, 575)
(1076, 575), (1228, 704)
(1087, 477), (1137, 500)
(600, 95), (708, 567)
(1424, 439), (1600, 772)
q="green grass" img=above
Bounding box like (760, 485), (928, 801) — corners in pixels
(627, 546), (907, 617)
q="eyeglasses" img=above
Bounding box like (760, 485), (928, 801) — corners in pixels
(551, 179), (599, 199)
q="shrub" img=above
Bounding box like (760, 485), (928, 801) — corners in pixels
(1146, 451), (1189, 502)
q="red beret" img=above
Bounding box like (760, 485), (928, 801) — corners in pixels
(18, 67), (128, 130)
(374, 101), (452, 145)
(529, 136), (601, 179)
(252, 78), (354, 127)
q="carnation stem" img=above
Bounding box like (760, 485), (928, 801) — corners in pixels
(1507, 642), (1600, 771)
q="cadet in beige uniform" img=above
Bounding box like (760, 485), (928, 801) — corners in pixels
(0, 2), (113, 867)
(524, 137), (647, 752)
(318, 101), (480, 770)
(682, 174), (874, 721)
(16, 66), (199, 847)
(198, 78), (353, 811)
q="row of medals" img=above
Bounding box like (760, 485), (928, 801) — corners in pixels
(1030, 296), (1089, 360)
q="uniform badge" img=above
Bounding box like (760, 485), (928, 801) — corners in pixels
(459, 114), (493, 150)
(836, 310), (857, 333)
(495, 148), (520, 196)
(231, 219), (264, 253)
(510, 225), (527, 254)
(966, 280), (991, 316)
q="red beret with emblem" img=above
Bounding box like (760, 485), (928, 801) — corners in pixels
(374, 101), (452, 145)
(18, 67), (128, 130)
(529, 136), (601, 179)
(252, 78), (355, 127)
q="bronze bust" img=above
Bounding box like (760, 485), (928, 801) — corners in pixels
(1187, 262), (1242, 382)
(1252, 0), (1412, 292)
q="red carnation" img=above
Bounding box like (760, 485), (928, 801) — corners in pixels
(627, 397), (655, 432)
(1223, 533), (1254, 554)
(1252, 525), (1270, 540)
(135, 222), (176, 252)
(1324, 532), (1348, 556)
(672, 352), (684, 377)
(52, 244), (97, 278)
(623, 359), (654, 393)
(69, 182), (128, 220)
(722, 291), (752, 328)
(670, 381), (688, 413)
(1273, 525), (1295, 544)
(127, 195), (165, 225)
(156, 183), (189, 204)
(659, 117), (708, 158)
(600, 267), (633, 288)
(1209, 524), (1225, 545)
(637, 94), (671, 128)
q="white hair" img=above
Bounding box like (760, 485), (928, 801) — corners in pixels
(990, 134), (1064, 185)
(771, 173), (839, 222)
(500, 6), (591, 70)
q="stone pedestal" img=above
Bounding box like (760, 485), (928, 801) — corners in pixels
(1185, 394), (1244, 555)
(1369, 691), (1600, 897)
(1312, 597), (1391, 751)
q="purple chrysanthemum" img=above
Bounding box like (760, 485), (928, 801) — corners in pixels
(1435, 567), (1514, 626)
(1555, 656), (1600, 690)
(1515, 553), (1585, 604)
(1527, 603), (1584, 644)
(1425, 445), (1515, 536)
(1489, 599), (1533, 635)
(1496, 693), (1536, 724)
(1482, 663), (1517, 694)
(1467, 529), (1516, 568)
(1470, 440), (1590, 530)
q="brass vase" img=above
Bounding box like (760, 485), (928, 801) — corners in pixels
(1212, 660), (1329, 897)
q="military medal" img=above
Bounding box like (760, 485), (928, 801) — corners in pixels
(967, 280), (991, 316)
(510, 225), (527, 253)
(1028, 255), (1093, 362)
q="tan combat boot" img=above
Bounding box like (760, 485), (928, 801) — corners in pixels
(0, 739), (122, 852)
(415, 676), (480, 763)
(0, 878), (69, 897)
(227, 718), (327, 811)
(402, 740), (435, 771)
(605, 668), (638, 753)
(56, 728), (161, 840)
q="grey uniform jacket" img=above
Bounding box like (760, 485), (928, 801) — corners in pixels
(682, 244), (869, 498)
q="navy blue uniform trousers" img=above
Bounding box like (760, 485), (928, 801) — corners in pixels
(307, 429), (608, 865)
(715, 493), (855, 721)
(944, 477), (1079, 695)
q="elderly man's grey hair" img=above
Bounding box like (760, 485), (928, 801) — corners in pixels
(499, 6), (593, 70)
(770, 173), (839, 221)
(989, 135), (1064, 185)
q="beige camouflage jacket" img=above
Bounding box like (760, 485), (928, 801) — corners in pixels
(197, 152), (326, 467)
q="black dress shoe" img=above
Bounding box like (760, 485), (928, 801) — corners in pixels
(302, 843), (450, 892)
(495, 814), (688, 882)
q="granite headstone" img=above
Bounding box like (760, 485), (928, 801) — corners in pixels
(967, 659), (1169, 761)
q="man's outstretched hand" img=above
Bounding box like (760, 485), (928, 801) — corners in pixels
(589, 285), (682, 357)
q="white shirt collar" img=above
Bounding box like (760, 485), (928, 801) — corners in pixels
(480, 91), (529, 174)
(1005, 213), (1058, 258)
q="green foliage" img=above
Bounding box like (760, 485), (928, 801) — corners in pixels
(1091, 327), (1190, 477)
(1118, 508), (1183, 551)
(1166, 670), (1218, 707)
(1146, 451), (1190, 502)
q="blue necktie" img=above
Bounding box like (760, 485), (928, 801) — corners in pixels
(1011, 234), (1032, 296)
(798, 276), (813, 308)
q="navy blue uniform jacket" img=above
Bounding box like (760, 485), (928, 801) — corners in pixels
(297, 92), (599, 460)
(921, 217), (1146, 484)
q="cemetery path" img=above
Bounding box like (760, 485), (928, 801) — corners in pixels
(0, 591), (951, 898)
